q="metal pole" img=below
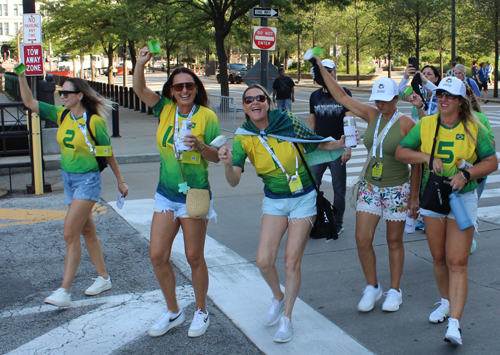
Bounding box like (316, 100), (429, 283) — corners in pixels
(335, 34), (338, 81)
(451, 0), (456, 62)
(260, 0), (268, 91)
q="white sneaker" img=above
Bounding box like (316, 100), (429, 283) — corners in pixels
(444, 318), (462, 345)
(357, 283), (383, 312)
(264, 297), (285, 325)
(274, 315), (293, 343)
(429, 298), (450, 323)
(85, 276), (112, 296)
(188, 308), (210, 337)
(44, 288), (71, 307)
(148, 308), (186, 337)
(382, 288), (402, 312)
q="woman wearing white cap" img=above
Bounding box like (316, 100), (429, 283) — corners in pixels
(396, 77), (497, 345)
(312, 56), (421, 314)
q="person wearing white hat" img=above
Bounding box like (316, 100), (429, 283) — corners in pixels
(312, 55), (421, 314)
(396, 76), (498, 345)
(308, 59), (353, 235)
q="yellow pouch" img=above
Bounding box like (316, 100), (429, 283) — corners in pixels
(180, 151), (201, 165)
(288, 173), (304, 194)
(94, 146), (112, 157)
(372, 161), (383, 181)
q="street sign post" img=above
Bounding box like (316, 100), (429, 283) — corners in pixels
(252, 26), (277, 51)
(23, 13), (42, 44)
(21, 44), (44, 76)
(249, 7), (279, 18)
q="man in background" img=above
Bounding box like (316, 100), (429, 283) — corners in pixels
(272, 68), (295, 111)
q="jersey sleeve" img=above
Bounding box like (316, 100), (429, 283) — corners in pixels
(203, 110), (221, 145)
(476, 125), (496, 160)
(92, 116), (111, 146)
(151, 96), (171, 118)
(38, 102), (64, 124)
(232, 135), (247, 170)
(477, 112), (495, 142)
(399, 120), (422, 150)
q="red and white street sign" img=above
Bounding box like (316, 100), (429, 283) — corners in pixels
(23, 13), (42, 44)
(252, 26), (277, 51)
(21, 44), (44, 76)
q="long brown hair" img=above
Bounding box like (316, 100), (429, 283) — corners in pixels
(162, 67), (208, 107)
(66, 78), (113, 121)
(241, 84), (277, 122)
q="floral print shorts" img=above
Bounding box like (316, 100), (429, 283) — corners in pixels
(356, 179), (410, 221)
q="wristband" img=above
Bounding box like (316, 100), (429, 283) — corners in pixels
(461, 170), (471, 182)
(416, 103), (425, 110)
(118, 181), (126, 185)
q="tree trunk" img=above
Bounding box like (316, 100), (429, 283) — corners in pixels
(356, 17), (359, 87)
(215, 30), (229, 96)
(494, 2), (499, 98)
(80, 54), (84, 79)
(439, 44), (444, 79)
(205, 48), (210, 76)
(90, 52), (95, 82)
(284, 50), (288, 70)
(166, 42), (171, 76)
(107, 43), (114, 84)
(387, 27), (392, 79)
(297, 34), (302, 83)
(346, 44), (350, 74)
(128, 40), (137, 75)
(416, 12), (420, 67)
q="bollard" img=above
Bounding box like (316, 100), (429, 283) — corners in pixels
(135, 92), (140, 111)
(110, 84), (114, 101)
(148, 105), (153, 115)
(124, 87), (129, 108)
(119, 86), (123, 106)
(114, 84), (119, 103)
(111, 102), (120, 138)
(106, 83), (110, 98)
(129, 88), (135, 110)
(141, 100), (146, 113)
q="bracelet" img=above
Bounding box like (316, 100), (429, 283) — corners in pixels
(461, 170), (471, 182)
(416, 103), (424, 110)
(118, 181), (126, 185)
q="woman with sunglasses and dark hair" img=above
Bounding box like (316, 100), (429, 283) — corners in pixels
(17, 73), (129, 307)
(133, 47), (220, 338)
(218, 83), (345, 343)
(396, 77), (497, 345)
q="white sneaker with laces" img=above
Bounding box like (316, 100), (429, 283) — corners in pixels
(44, 288), (71, 307)
(148, 308), (186, 337)
(188, 308), (210, 337)
(429, 298), (450, 323)
(382, 288), (402, 312)
(274, 315), (293, 343)
(444, 318), (462, 345)
(357, 283), (383, 312)
(264, 297), (285, 325)
(85, 276), (112, 296)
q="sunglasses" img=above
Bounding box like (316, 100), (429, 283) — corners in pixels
(59, 90), (80, 98)
(244, 95), (267, 104)
(172, 82), (196, 92)
(436, 91), (458, 100)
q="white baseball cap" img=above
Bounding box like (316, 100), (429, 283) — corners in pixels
(369, 77), (398, 102)
(433, 76), (466, 98)
(321, 59), (336, 69)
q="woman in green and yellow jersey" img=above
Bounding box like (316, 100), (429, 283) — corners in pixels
(134, 47), (220, 339)
(397, 77), (498, 345)
(18, 74), (128, 307)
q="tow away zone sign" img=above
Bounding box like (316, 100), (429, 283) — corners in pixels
(21, 44), (44, 76)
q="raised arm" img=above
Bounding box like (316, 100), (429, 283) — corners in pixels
(18, 72), (40, 114)
(313, 56), (378, 122)
(133, 47), (161, 107)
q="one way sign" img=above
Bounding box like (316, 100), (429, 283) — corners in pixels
(249, 7), (279, 18)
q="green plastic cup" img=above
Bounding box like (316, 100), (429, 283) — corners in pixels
(404, 86), (413, 96)
(14, 63), (27, 75)
(148, 40), (161, 54)
(311, 47), (323, 56)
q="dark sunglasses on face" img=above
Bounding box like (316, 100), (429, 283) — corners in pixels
(244, 95), (267, 104)
(59, 90), (80, 98)
(436, 91), (458, 100)
(172, 82), (196, 92)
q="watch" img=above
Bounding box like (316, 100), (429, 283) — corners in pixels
(196, 142), (205, 151)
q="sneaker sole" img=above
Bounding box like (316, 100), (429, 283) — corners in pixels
(357, 291), (383, 312)
(444, 335), (462, 345)
(264, 305), (285, 326)
(85, 283), (112, 296)
(429, 315), (448, 324)
(148, 312), (186, 337)
(382, 301), (402, 312)
(274, 334), (293, 343)
(44, 298), (70, 307)
(188, 317), (210, 337)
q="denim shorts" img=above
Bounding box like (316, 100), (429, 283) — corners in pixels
(62, 170), (102, 205)
(262, 189), (317, 220)
(420, 190), (478, 222)
(153, 192), (217, 220)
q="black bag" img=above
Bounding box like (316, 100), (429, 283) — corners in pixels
(295, 143), (338, 241)
(61, 109), (108, 172)
(419, 117), (452, 214)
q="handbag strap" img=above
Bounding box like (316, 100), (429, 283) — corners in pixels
(428, 116), (441, 171)
(294, 143), (320, 195)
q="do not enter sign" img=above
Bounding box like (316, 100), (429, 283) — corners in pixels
(253, 26), (277, 51)
(21, 44), (44, 76)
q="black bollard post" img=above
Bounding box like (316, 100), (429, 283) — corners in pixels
(114, 85), (119, 103)
(129, 88), (134, 110)
(135, 92), (140, 111)
(111, 102), (120, 137)
(123, 87), (128, 108)
(119, 86), (123, 106)
(141, 100), (146, 113)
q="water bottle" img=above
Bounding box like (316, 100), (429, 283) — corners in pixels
(177, 120), (192, 152)
(343, 116), (357, 148)
(456, 159), (473, 169)
(448, 190), (473, 231)
(405, 213), (416, 234)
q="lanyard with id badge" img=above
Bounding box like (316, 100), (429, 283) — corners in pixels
(258, 136), (304, 195)
(173, 105), (201, 165)
(371, 110), (399, 181)
(73, 111), (112, 156)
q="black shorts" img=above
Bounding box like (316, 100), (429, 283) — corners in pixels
(479, 82), (488, 91)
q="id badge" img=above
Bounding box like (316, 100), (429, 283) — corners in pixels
(180, 151), (201, 165)
(288, 173), (304, 194)
(372, 161), (383, 181)
(94, 145), (112, 156)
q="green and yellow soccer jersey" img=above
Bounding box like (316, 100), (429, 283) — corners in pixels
(232, 135), (315, 198)
(400, 114), (496, 194)
(39, 102), (110, 173)
(152, 97), (221, 202)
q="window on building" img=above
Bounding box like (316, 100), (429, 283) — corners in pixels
(14, 23), (18, 33)
(0, 24), (3, 35)
(14, 4), (18, 16)
(3, 5), (7, 16)
(4, 23), (8, 36)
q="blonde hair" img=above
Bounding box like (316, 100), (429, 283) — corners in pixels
(66, 78), (113, 122)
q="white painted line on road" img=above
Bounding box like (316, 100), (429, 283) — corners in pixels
(478, 206), (500, 225)
(5, 288), (195, 355)
(111, 200), (373, 355)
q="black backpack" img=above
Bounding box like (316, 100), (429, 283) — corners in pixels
(61, 109), (108, 172)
